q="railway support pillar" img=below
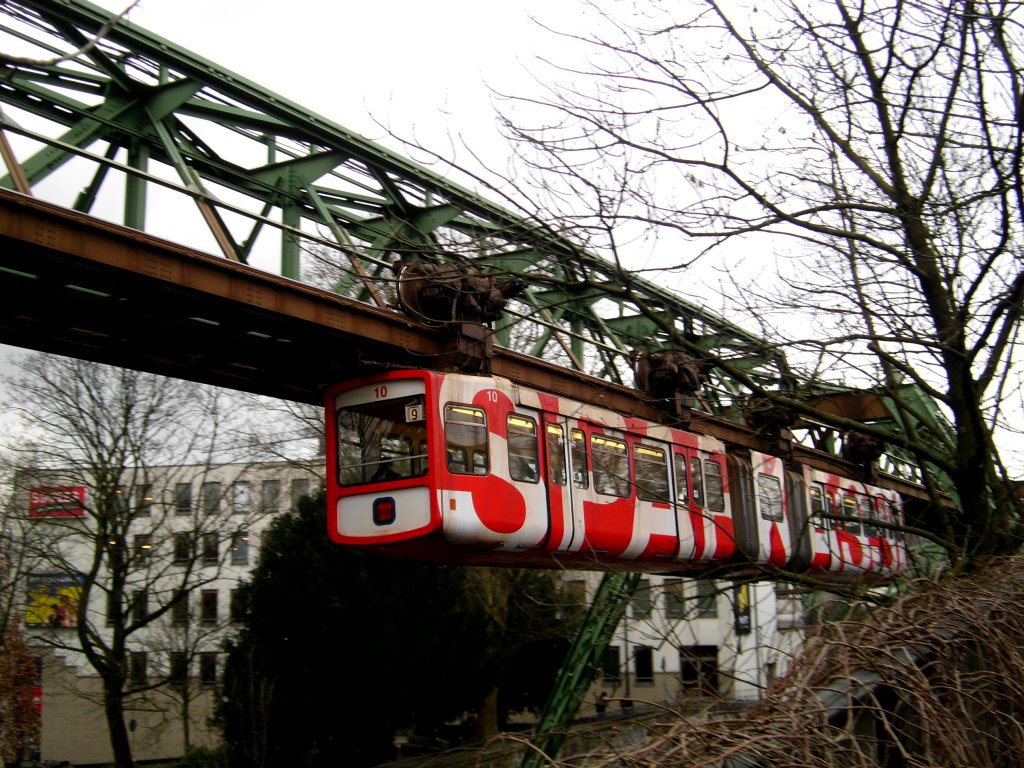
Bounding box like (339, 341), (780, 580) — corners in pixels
(521, 571), (641, 768)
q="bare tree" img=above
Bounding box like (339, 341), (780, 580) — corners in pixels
(484, 0), (1024, 568)
(0, 477), (38, 765)
(4, 353), (270, 768)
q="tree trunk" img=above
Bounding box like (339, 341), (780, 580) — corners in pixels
(474, 689), (500, 741)
(102, 681), (134, 768)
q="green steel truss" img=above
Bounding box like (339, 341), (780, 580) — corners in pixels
(0, 0), (790, 410)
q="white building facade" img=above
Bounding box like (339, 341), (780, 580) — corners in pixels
(13, 460), (321, 765)
(566, 572), (807, 715)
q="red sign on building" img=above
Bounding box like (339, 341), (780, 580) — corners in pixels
(28, 486), (86, 518)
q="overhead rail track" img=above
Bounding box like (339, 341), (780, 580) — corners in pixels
(0, 189), (934, 508)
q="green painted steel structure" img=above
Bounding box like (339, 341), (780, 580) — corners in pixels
(0, 0), (793, 412)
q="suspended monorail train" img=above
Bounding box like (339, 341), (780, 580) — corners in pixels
(325, 369), (908, 581)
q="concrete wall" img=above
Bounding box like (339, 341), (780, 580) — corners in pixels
(39, 650), (218, 765)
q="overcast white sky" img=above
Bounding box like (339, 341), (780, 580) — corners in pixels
(93, 0), (577, 173)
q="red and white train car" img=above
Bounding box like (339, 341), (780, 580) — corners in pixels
(325, 369), (908, 580)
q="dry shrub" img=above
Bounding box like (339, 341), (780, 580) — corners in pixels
(576, 557), (1024, 768)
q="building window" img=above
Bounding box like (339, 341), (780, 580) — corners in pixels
(679, 645), (719, 695)
(114, 485), (128, 514)
(170, 652), (188, 689)
(174, 483), (192, 515)
(230, 589), (246, 622)
(200, 652), (217, 686)
(200, 590), (218, 624)
(232, 482), (251, 514)
(136, 484), (154, 517)
(634, 646), (654, 683)
(106, 592), (120, 626)
(664, 579), (684, 620)
(201, 482), (221, 515)
(230, 532), (250, 566)
(602, 645), (621, 683)
(290, 478), (310, 510)
(172, 594), (189, 625)
(632, 578), (652, 619)
(201, 533), (218, 564)
(131, 590), (148, 623)
(133, 533), (153, 560)
(129, 651), (147, 684)
(695, 580), (718, 618)
(261, 480), (280, 514)
(173, 532), (193, 563)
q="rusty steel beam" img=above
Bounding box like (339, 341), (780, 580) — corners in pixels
(805, 391), (895, 422)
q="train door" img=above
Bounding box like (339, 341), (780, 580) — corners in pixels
(750, 452), (793, 567)
(785, 469), (812, 571)
(673, 451), (701, 561)
(627, 439), (677, 561)
(674, 449), (724, 562)
(541, 416), (579, 552)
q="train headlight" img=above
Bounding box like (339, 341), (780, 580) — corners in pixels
(373, 497), (396, 526)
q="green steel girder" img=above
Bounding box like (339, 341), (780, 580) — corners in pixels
(248, 152), (350, 199)
(0, 0), (811, 412)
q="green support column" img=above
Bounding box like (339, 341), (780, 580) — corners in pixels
(281, 170), (302, 280)
(521, 572), (640, 768)
(124, 140), (148, 230)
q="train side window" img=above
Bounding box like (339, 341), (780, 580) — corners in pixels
(546, 424), (567, 486)
(570, 429), (589, 489)
(889, 500), (904, 541)
(756, 474), (784, 522)
(635, 444), (670, 503)
(690, 457), (705, 507)
(841, 493), (861, 535)
(447, 447), (467, 473)
(861, 495), (877, 537)
(704, 460), (724, 513)
(809, 484), (831, 530)
(506, 414), (539, 483)
(445, 404), (488, 476)
(592, 435), (630, 497)
(674, 454), (689, 504)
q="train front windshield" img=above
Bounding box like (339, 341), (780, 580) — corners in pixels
(335, 380), (429, 486)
